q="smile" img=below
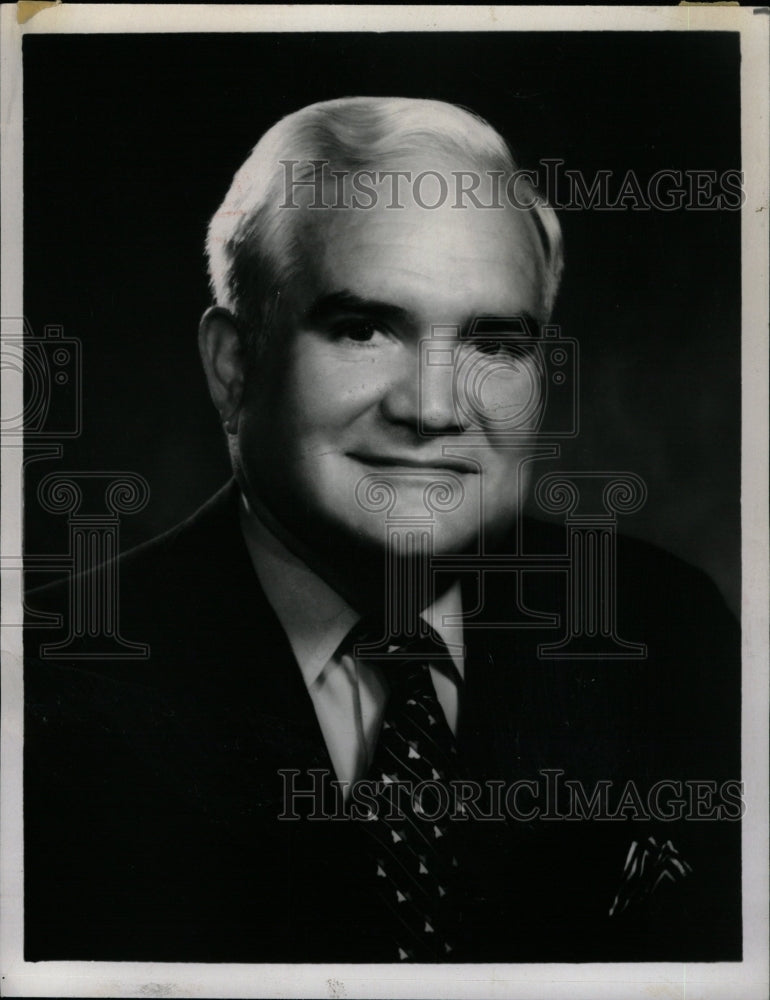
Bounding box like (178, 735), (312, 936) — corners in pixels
(348, 453), (479, 475)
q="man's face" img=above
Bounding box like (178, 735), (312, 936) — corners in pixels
(235, 177), (545, 571)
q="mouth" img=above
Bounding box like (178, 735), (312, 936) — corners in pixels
(348, 453), (479, 475)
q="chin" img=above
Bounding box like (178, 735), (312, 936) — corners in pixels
(347, 510), (482, 560)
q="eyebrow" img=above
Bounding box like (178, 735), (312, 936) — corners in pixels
(304, 290), (414, 328)
(304, 289), (539, 338)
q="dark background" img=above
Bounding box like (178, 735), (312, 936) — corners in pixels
(23, 31), (741, 614)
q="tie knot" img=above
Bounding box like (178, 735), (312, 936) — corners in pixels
(350, 617), (448, 659)
(348, 618), (461, 693)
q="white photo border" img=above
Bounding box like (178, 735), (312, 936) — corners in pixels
(1, 5), (767, 998)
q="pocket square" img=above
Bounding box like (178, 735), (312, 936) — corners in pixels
(609, 835), (693, 918)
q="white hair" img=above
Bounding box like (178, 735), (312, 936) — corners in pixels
(206, 96), (563, 352)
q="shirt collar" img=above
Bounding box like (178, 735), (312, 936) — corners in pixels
(239, 496), (359, 687)
(238, 494), (464, 687)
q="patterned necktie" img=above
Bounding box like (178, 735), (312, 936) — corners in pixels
(350, 623), (465, 962)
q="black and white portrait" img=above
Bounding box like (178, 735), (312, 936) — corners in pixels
(2, 6), (767, 999)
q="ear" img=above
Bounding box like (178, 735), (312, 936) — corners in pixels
(198, 307), (246, 434)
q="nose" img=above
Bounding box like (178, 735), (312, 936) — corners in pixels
(379, 341), (469, 435)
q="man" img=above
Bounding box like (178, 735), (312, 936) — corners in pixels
(25, 97), (741, 963)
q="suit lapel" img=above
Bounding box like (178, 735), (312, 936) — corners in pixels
(149, 481), (337, 817)
(455, 530), (564, 786)
(457, 572), (520, 783)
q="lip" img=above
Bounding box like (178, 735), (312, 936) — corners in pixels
(348, 453), (479, 475)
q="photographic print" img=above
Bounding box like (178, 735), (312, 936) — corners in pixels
(1, 5), (767, 999)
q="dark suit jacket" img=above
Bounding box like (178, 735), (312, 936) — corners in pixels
(24, 481), (742, 963)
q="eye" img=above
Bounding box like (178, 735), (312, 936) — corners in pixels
(469, 339), (535, 366)
(332, 319), (388, 344)
(470, 338), (522, 360)
(472, 339), (505, 356)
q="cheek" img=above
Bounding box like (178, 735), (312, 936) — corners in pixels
(457, 356), (542, 435)
(248, 350), (334, 442)
(282, 341), (386, 436)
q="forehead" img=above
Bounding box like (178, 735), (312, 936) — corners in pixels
(289, 184), (546, 325)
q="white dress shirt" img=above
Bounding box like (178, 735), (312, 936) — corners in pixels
(239, 497), (465, 791)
